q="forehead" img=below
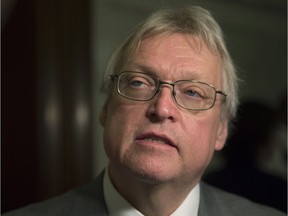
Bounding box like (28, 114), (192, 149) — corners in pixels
(125, 33), (222, 85)
(139, 33), (204, 55)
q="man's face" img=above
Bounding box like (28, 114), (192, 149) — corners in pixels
(100, 33), (228, 186)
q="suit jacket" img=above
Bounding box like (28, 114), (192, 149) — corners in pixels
(4, 172), (285, 216)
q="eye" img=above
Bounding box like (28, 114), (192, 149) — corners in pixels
(185, 89), (203, 98)
(183, 86), (206, 99)
(128, 76), (151, 88)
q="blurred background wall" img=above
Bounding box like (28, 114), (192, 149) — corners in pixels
(2, 0), (286, 213)
(2, 0), (93, 212)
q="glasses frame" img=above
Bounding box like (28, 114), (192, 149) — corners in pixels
(110, 71), (227, 111)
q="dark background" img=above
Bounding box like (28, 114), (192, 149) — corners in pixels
(2, 0), (93, 212)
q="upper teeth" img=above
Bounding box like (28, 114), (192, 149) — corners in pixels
(144, 137), (166, 144)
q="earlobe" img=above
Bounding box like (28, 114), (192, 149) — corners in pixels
(215, 119), (228, 151)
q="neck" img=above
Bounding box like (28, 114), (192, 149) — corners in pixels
(108, 164), (198, 216)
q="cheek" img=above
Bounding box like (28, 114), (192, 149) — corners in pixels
(182, 114), (222, 167)
(102, 100), (144, 159)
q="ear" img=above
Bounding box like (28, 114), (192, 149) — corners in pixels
(215, 119), (228, 151)
(99, 105), (107, 127)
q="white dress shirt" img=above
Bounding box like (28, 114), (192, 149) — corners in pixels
(103, 169), (200, 216)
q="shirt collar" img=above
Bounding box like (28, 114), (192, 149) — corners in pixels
(103, 168), (200, 216)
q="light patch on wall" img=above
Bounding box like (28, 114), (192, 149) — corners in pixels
(75, 102), (89, 129)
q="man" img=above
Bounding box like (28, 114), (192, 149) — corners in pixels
(4, 6), (285, 216)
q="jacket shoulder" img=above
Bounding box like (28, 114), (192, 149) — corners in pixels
(3, 172), (108, 216)
(199, 182), (286, 216)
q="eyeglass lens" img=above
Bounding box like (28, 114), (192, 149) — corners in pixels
(115, 72), (219, 110)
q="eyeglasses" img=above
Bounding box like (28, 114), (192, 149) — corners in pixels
(110, 71), (227, 111)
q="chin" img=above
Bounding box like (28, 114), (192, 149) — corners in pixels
(127, 162), (178, 185)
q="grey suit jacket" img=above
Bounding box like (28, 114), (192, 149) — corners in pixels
(4, 172), (285, 216)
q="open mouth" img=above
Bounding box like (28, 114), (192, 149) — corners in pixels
(136, 133), (176, 149)
(142, 136), (169, 144)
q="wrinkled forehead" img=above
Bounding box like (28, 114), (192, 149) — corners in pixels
(123, 32), (222, 69)
(139, 33), (211, 56)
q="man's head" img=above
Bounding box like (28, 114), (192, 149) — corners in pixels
(100, 6), (238, 188)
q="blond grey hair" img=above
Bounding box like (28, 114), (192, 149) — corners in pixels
(103, 6), (239, 119)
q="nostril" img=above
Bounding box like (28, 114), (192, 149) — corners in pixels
(167, 116), (174, 120)
(149, 113), (160, 123)
(148, 111), (174, 122)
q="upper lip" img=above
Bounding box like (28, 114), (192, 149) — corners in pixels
(136, 132), (177, 148)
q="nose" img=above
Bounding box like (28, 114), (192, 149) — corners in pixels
(146, 84), (179, 122)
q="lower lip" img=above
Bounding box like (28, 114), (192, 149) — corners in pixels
(135, 139), (176, 150)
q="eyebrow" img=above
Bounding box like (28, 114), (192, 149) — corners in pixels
(124, 63), (156, 75)
(124, 63), (205, 82)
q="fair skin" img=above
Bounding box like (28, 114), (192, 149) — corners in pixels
(100, 33), (228, 216)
